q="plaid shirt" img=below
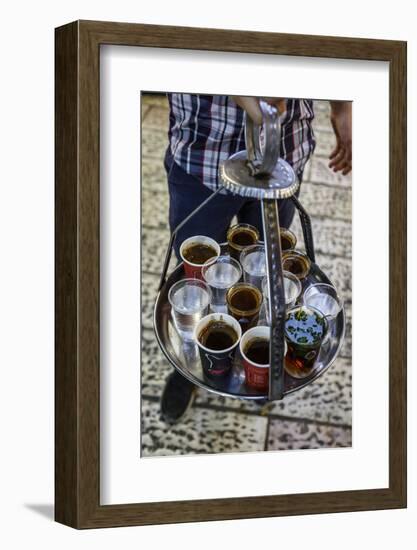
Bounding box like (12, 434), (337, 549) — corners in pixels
(167, 94), (316, 192)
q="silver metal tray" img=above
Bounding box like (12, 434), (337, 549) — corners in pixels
(153, 261), (345, 401)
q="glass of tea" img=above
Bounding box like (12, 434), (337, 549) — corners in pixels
(282, 250), (311, 280)
(202, 255), (242, 312)
(262, 271), (302, 324)
(179, 235), (220, 279)
(280, 227), (297, 251)
(240, 326), (270, 391)
(168, 279), (212, 341)
(284, 305), (328, 378)
(240, 244), (266, 291)
(226, 282), (263, 333)
(194, 312), (242, 378)
(226, 223), (260, 261)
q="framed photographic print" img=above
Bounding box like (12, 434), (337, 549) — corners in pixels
(55, 20), (406, 528)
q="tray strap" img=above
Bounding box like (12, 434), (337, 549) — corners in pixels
(291, 195), (316, 263)
(158, 186), (225, 291)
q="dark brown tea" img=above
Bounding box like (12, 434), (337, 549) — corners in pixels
(281, 234), (293, 251)
(226, 283), (263, 333)
(279, 228), (297, 251)
(283, 257), (304, 275)
(229, 287), (259, 311)
(227, 224), (259, 260)
(244, 338), (269, 365)
(198, 321), (238, 351)
(230, 229), (257, 247)
(282, 251), (311, 279)
(182, 242), (218, 265)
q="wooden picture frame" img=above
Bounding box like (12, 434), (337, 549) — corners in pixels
(55, 20), (407, 528)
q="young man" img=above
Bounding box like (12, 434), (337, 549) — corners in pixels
(160, 94), (352, 423)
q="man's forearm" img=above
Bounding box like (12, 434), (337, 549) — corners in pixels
(329, 100), (351, 115)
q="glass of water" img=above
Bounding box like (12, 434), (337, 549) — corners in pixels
(240, 244), (266, 291)
(202, 255), (242, 312)
(262, 271), (302, 324)
(302, 283), (343, 322)
(168, 279), (212, 341)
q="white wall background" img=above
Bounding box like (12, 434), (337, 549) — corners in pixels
(0, 0), (415, 548)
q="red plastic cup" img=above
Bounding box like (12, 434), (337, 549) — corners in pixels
(240, 326), (270, 391)
(179, 236), (220, 280)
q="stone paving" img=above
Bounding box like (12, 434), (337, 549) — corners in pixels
(140, 94), (352, 456)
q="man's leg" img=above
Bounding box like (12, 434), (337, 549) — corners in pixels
(237, 194), (299, 233)
(161, 149), (246, 423)
(165, 149), (246, 258)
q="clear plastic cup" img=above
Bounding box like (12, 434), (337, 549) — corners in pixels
(168, 279), (212, 341)
(302, 283), (344, 321)
(202, 255), (242, 312)
(226, 282), (263, 333)
(227, 223), (259, 261)
(282, 250), (311, 280)
(240, 244), (266, 291)
(262, 271), (302, 324)
(280, 227), (297, 251)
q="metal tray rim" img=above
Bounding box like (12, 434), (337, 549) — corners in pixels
(153, 263), (346, 400)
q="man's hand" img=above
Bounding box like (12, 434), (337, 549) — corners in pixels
(231, 96), (286, 125)
(329, 101), (352, 175)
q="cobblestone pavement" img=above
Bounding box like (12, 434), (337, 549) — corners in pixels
(141, 94), (352, 456)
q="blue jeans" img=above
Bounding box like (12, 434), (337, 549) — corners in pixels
(164, 149), (301, 259)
